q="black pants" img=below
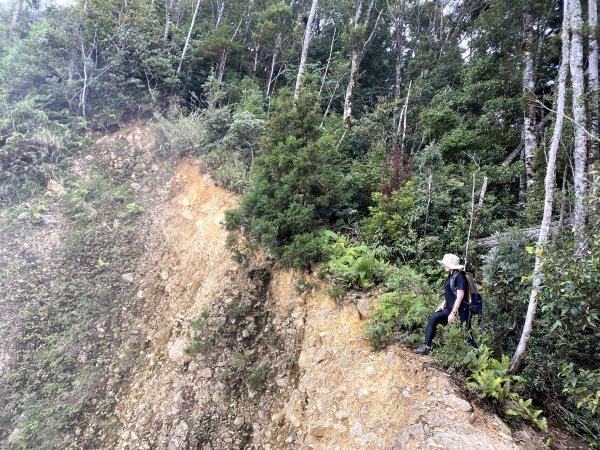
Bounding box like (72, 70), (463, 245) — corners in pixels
(424, 308), (470, 347)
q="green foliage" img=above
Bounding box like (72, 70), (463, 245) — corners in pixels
(186, 310), (219, 356)
(321, 233), (393, 292)
(467, 353), (524, 403)
(360, 183), (419, 263)
(363, 265), (436, 349)
(560, 364), (600, 416)
(430, 324), (478, 375)
(506, 395), (548, 432)
(153, 111), (207, 157)
(481, 231), (533, 354)
(245, 359), (271, 388)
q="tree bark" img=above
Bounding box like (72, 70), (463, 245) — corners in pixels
(343, 0), (381, 123)
(9, 0), (23, 41)
(176, 0), (202, 78)
(294, 0), (319, 100)
(570, 0), (589, 253)
(589, 0), (599, 166)
(319, 28), (337, 97)
(389, 0), (406, 98)
(522, 3), (537, 188)
(266, 33), (283, 97)
(510, 0), (570, 373)
(164, 0), (174, 40)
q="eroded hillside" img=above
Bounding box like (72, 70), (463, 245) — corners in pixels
(1, 125), (545, 449)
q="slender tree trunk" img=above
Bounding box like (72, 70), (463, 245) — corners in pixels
(522, 3), (537, 188)
(589, 0), (599, 222)
(164, 0), (174, 40)
(394, 17), (405, 98)
(217, 50), (228, 83)
(570, 0), (589, 253)
(9, 0), (23, 41)
(343, 0), (381, 123)
(589, 0), (599, 166)
(294, 0), (319, 100)
(319, 28), (337, 97)
(510, 0), (571, 373)
(267, 33), (282, 97)
(176, 0), (202, 78)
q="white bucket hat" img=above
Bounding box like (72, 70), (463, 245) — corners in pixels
(437, 253), (464, 270)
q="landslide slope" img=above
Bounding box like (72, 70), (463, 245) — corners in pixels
(105, 150), (527, 450)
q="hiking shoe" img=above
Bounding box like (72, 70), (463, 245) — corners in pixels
(413, 344), (431, 355)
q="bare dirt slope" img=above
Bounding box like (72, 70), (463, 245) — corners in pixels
(106, 154), (530, 450)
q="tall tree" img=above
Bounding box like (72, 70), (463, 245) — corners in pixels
(176, 0), (202, 78)
(8, 0), (23, 41)
(510, 0), (571, 374)
(589, 0), (599, 167)
(570, 0), (589, 252)
(294, 0), (319, 100)
(343, 0), (382, 122)
(522, 1), (537, 188)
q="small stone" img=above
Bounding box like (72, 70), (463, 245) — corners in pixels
(233, 417), (244, 427)
(336, 410), (349, 421)
(242, 329), (250, 338)
(402, 387), (411, 398)
(350, 421), (363, 437)
(366, 366), (376, 377)
(309, 422), (330, 437)
(188, 362), (199, 372)
(394, 423), (425, 449)
(276, 378), (288, 387)
(356, 299), (371, 319)
(122, 273), (135, 283)
(17, 212), (31, 221)
(358, 388), (371, 402)
(362, 433), (376, 443)
(443, 394), (472, 412)
(47, 179), (65, 195)
(200, 368), (213, 379)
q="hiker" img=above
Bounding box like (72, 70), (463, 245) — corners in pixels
(414, 253), (468, 355)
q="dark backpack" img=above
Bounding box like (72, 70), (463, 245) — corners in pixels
(450, 271), (485, 335)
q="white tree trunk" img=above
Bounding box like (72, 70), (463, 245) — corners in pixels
(510, 0), (571, 373)
(570, 0), (589, 253)
(9, 0), (23, 41)
(294, 0), (319, 100)
(164, 0), (174, 40)
(343, 0), (380, 123)
(266, 33), (282, 97)
(522, 5), (537, 188)
(176, 0), (202, 78)
(319, 28), (337, 97)
(589, 0), (599, 166)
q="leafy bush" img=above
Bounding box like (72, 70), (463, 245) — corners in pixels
(321, 233), (393, 292)
(245, 359), (271, 388)
(481, 230), (533, 354)
(153, 111), (207, 157)
(363, 265), (437, 349)
(430, 324), (478, 375)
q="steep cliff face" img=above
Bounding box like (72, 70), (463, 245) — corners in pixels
(103, 154), (527, 450)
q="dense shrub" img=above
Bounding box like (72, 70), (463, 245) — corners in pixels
(481, 230), (533, 354)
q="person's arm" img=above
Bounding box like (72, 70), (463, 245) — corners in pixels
(448, 289), (464, 323)
(435, 300), (445, 312)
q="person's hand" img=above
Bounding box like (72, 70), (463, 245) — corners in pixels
(448, 310), (457, 323)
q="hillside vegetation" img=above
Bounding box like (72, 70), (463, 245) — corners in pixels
(0, 0), (599, 448)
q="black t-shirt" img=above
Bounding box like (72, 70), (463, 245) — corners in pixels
(444, 271), (467, 312)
